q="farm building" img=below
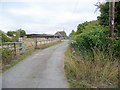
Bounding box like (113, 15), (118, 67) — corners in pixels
(55, 31), (67, 39)
(26, 34), (60, 39)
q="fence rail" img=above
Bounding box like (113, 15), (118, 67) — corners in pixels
(1, 38), (61, 64)
(2, 42), (22, 45)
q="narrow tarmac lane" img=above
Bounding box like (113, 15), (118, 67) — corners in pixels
(2, 40), (69, 88)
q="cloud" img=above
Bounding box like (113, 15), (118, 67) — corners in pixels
(1, 0), (76, 3)
(0, 0), (100, 35)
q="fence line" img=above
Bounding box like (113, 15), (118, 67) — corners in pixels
(1, 38), (61, 64)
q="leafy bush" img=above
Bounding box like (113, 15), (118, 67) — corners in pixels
(2, 48), (15, 65)
(2, 33), (12, 42)
(113, 38), (120, 57)
(72, 27), (120, 58)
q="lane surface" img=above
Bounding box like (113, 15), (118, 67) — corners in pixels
(2, 40), (69, 88)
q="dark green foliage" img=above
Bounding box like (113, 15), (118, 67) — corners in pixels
(6, 29), (26, 42)
(74, 21), (99, 35)
(76, 21), (89, 34)
(98, 2), (120, 36)
(67, 2), (120, 87)
(2, 33), (12, 42)
(97, 2), (109, 26)
(7, 29), (26, 37)
(115, 2), (120, 36)
(7, 31), (15, 37)
(18, 29), (26, 37)
(113, 38), (120, 57)
(72, 22), (120, 59)
(69, 30), (76, 38)
(0, 30), (12, 42)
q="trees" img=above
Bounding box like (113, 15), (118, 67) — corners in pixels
(70, 21), (98, 37)
(97, 1), (120, 36)
(18, 29), (26, 37)
(76, 23), (85, 34)
(97, 2), (109, 26)
(76, 21), (90, 34)
(6, 29), (26, 42)
(7, 29), (26, 37)
(7, 31), (14, 37)
(115, 2), (120, 36)
(7, 31), (17, 37)
(0, 30), (12, 42)
(2, 34), (12, 42)
(69, 30), (76, 38)
(0, 30), (12, 43)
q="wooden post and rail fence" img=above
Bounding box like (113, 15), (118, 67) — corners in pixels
(0, 38), (61, 64)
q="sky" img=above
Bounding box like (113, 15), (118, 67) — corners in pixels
(0, 0), (101, 35)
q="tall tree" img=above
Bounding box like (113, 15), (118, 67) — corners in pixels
(97, 1), (120, 36)
(18, 29), (26, 37)
(7, 29), (26, 37)
(76, 21), (89, 34)
(69, 30), (76, 38)
(7, 31), (15, 37)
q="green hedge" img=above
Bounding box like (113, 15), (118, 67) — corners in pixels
(72, 28), (120, 58)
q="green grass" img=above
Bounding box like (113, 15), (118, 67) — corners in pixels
(64, 47), (118, 88)
(2, 41), (64, 72)
(64, 48), (95, 88)
(2, 49), (35, 72)
(35, 41), (64, 49)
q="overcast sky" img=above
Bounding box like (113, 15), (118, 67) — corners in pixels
(0, 0), (101, 35)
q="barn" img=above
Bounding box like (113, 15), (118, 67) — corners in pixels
(26, 34), (60, 39)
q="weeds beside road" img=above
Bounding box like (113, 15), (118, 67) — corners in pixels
(64, 46), (118, 88)
(65, 20), (119, 88)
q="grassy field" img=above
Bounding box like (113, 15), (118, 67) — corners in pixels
(64, 47), (119, 88)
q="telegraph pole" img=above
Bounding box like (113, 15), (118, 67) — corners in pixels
(109, 0), (115, 37)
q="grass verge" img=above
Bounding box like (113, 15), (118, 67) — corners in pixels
(35, 41), (64, 49)
(64, 47), (118, 88)
(2, 41), (64, 72)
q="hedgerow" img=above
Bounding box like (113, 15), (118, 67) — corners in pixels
(72, 26), (120, 59)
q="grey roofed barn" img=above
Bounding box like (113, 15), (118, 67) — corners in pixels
(26, 34), (60, 38)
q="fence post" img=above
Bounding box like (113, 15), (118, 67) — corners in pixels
(14, 43), (16, 56)
(44, 40), (45, 45)
(19, 42), (22, 55)
(35, 38), (37, 48)
(22, 42), (25, 54)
